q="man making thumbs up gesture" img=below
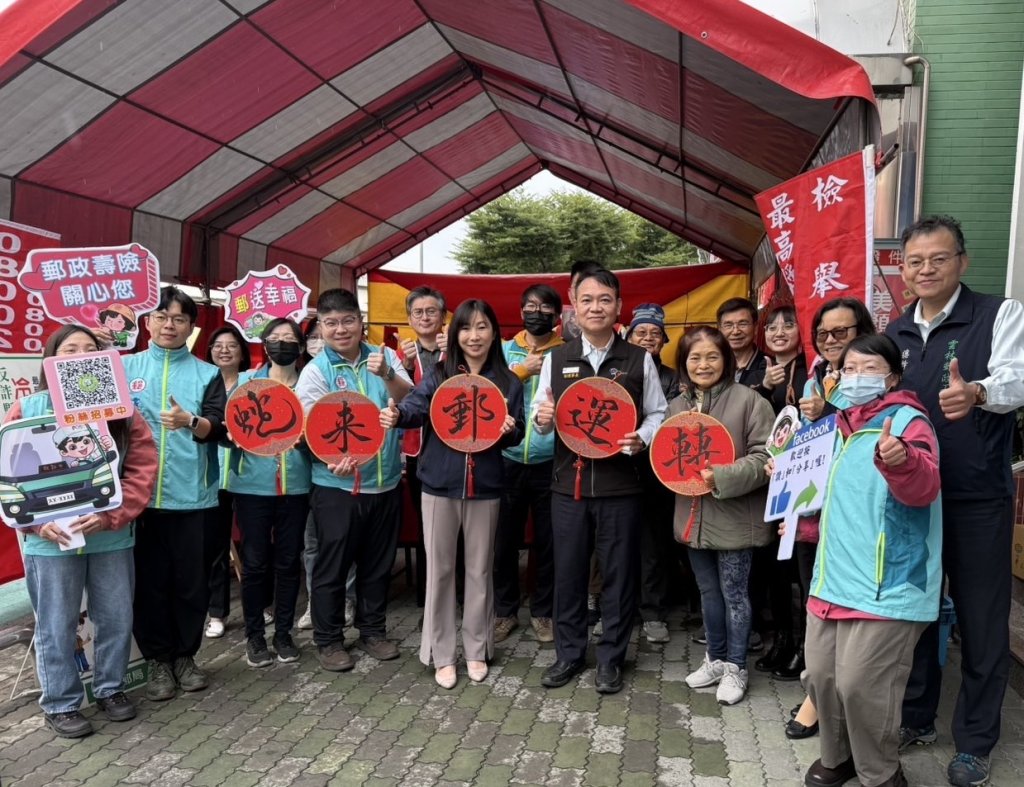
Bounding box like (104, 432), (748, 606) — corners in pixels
(887, 216), (1024, 787)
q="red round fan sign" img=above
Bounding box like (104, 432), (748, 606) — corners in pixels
(650, 411), (735, 495)
(429, 374), (508, 453)
(305, 391), (385, 465)
(225, 379), (304, 457)
(555, 377), (637, 458)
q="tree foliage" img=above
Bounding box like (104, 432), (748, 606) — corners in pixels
(454, 188), (700, 274)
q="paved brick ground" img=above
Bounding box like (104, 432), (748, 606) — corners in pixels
(1, 587), (1022, 786)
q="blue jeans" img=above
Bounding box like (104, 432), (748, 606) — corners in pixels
(688, 547), (753, 668)
(24, 549), (135, 714)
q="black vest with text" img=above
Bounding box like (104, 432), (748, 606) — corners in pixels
(549, 335), (647, 498)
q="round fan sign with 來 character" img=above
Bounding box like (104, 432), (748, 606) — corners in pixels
(305, 392), (386, 493)
(428, 375), (508, 453)
(650, 411), (735, 496)
(225, 379), (304, 457)
(554, 377), (636, 458)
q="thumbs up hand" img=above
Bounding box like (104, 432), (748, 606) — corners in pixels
(161, 395), (189, 430)
(938, 358), (978, 421)
(763, 359), (786, 389)
(534, 387), (555, 429)
(367, 346), (389, 378)
(799, 386), (825, 422)
(876, 417), (907, 467)
(379, 397), (399, 429)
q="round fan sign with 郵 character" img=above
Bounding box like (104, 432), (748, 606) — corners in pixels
(429, 374), (508, 453)
(225, 379), (304, 457)
(650, 411), (735, 495)
(305, 391), (385, 465)
(555, 377), (637, 458)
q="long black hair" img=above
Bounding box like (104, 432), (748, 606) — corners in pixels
(440, 299), (516, 394)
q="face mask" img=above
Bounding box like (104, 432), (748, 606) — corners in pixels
(305, 338), (324, 357)
(839, 373), (889, 405)
(523, 312), (555, 337)
(265, 340), (301, 367)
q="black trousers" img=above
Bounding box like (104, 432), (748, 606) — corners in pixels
(901, 496), (1013, 757)
(206, 490), (234, 619)
(406, 457), (427, 607)
(310, 484), (400, 646)
(638, 482), (676, 622)
(494, 459), (554, 619)
(134, 508), (211, 662)
(235, 493), (308, 640)
(551, 492), (640, 667)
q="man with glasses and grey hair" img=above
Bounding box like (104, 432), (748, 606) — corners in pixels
(888, 215), (1024, 787)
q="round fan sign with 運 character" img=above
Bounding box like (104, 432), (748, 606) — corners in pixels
(650, 411), (735, 495)
(428, 374), (508, 453)
(305, 391), (385, 465)
(225, 378), (304, 457)
(554, 377), (637, 458)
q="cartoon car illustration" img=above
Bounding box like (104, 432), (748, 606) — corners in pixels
(0, 417), (117, 525)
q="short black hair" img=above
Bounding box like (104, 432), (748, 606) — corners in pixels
(157, 286), (198, 323)
(810, 297), (876, 353)
(570, 259), (602, 282)
(901, 215), (966, 255)
(205, 324), (251, 371)
(575, 268), (620, 298)
(716, 297), (757, 324)
(764, 304), (797, 326)
(837, 334), (903, 377)
(675, 326), (737, 388)
(405, 286), (446, 315)
(262, 317), (303, 345)
(521, 284), (562, 313)
(317, 288), (361, 316)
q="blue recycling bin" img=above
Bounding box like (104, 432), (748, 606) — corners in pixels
(938, 595), (956, 667)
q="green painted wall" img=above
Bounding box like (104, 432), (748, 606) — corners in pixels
(915, 0), (1023, 294)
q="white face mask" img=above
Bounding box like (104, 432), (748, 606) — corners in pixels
(839, 373), (889, 405)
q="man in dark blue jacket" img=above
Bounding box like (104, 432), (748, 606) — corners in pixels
(887, 215), (1024, 787)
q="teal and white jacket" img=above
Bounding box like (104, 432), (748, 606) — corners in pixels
(501, 331), (562, 465)
(294, 343), (410, 493)
(124, 344), (226, 511)
(222, 366), (311, 496)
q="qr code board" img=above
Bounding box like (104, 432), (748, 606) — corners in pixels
(53, 355), (120, 411)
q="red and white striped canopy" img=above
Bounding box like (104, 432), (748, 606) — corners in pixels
(0, 0), (875, 294)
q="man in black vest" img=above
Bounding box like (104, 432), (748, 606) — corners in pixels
(533, 269), (667, 694)
(888, 215), (1024, 787)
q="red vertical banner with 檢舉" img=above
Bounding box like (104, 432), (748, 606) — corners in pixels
(755, 148), (875, 362)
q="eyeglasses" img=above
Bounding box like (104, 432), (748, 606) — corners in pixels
(320, 316), (361, 331)
(410, 307), (441, 318)
(210, 342), (240, 351)
(902, 252), (962, 272)
(765, 322), (797, 334)
(149, 313), (191, 328)
(522, 303), (558, 315)
(815, 325), (857, 342)
(719, 320), (753, 332)
(632, 329), (664, 341)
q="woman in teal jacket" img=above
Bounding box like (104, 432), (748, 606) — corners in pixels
(224, 318), (311, 669)
(803, 334), (941, 787)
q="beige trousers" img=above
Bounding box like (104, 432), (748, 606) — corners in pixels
(805, 614), (927, 787)
(419, 494), (500, 668)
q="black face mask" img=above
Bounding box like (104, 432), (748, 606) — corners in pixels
(265, 340), (301, 366)
(523, 312), (556, 337)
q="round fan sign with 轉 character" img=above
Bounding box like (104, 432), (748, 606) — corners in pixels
(554, 377), (637, 458)
(225, 379), (304, 457)
(429, 374), (508, 453)
(305, 391), (385, 465)
(650, 411), (735, 495)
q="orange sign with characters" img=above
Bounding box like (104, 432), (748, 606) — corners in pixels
(554, 378), (636, 459)
(226, 379), (304, 457)
(305, 391), (385, 465)
(429, 374), (507, 453)
(650, 411), (735, 495)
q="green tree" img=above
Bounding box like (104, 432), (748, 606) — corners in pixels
(455, 188), (700, 274)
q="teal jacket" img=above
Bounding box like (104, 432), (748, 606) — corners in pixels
(294, 343), (406, 493)
(501, 332), (560, 465)
(124, 344), (226, 510)
(811, 392), (942, 622)
(223, 366), (311, 496)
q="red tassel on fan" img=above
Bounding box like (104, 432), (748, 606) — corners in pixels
(352, 466), (361, 496)
(682, 497), (699, 541)
(573, 455), (584, 501)
(466, 454), (476, 498)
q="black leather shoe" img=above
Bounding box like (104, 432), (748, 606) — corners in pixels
(44, 711), (93, 738)
(870, 764), (907, 787)
(542, 659), (586, 688)
(755, 631), (794, 672)
(773, 647), (805, 681)
(805, 757), (856, 787)
(595, 663), (623, 694)
(785, 717), (819, 739)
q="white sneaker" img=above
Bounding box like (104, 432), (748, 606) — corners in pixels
(297, 604), (313, 631)
(716, 663), (748, 705)
(344, 598), (355, 628)
(685, 653), (727, 688)
(263, 609), (274, 626)
(642, 620), (670, 644)
(205, 617), (225, 638)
